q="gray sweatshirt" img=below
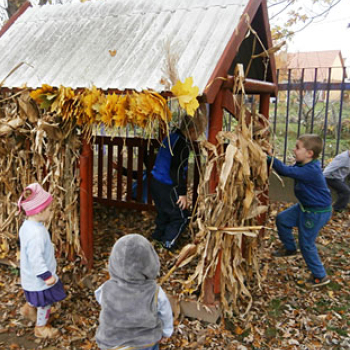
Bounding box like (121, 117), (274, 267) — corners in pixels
(95, 234), (167, 350)
(323, 150), (350, 182)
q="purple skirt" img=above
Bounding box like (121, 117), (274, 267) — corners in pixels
(24, 279), (66, 307)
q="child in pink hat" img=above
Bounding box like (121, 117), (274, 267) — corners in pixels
(18, 183), (66, 338)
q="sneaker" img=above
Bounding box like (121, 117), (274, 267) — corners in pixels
(272, 248), (297, 257)
(307, 275), (330, 288)
(162, 241), (175, 252)
(34, 326), (60, 338)
(20, 303), (37, 322)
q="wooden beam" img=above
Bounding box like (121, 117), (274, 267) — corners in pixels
(223, 76), (277, 95)
(204, 0), (263, 103)
(0, 2), (31, 38)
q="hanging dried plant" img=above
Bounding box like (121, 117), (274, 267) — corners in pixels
(177, 64), (271, 317)
(0, 89), (82, 262)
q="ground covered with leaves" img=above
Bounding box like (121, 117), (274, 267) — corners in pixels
(0, 202), (350, 350)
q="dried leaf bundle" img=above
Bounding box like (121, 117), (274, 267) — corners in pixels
(0, 90), (82, 261)
(183, 67), (271, 317)
(30, 85), (173, 139)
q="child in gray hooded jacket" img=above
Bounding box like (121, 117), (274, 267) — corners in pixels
(323, 150), (350, 212)
(95, 234), (173, 350)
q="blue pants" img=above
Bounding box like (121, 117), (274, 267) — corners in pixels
(141, 344), (159, 350)
(276, 204), (331, 279)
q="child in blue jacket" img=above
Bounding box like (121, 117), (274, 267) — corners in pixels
(150, 115), (203, 250)
(268, 134), (332, 287)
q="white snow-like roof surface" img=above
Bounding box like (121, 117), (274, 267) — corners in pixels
(0, 0), (249, 94)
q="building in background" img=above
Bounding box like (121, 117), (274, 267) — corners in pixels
(277, 50), (347, 101)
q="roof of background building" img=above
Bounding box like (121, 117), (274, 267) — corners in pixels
(0, 0), (250, 94)
(286, 50), (344, 69)
(278, 50), (347, 82)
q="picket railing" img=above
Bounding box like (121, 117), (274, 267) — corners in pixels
(271, 67), (350, 165)
(92, 136), (201, 210)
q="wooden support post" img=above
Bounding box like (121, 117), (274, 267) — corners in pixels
(204, 89), (224, 305)
(258, 93), (271, 231)
(80, 138), (94, 269)
(259, 93), (270, 119)
(208, 89), (224, 192)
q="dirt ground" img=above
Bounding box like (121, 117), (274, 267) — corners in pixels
(0, 202), (350, 350)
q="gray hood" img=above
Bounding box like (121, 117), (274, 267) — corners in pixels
(108, 234), (160, 283)
(96, 234), (163, 350)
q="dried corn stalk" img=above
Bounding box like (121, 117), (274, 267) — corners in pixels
(184, 66), (271, 317)
(0, 90), (82, 260)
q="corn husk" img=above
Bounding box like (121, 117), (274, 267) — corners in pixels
(182, 64), (271, 317)
(0, 90), (82, 261)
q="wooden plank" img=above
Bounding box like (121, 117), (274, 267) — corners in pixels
(126, 142), (133, 201)
(107, 143), (113, 200)
(97, 138), (103, 198)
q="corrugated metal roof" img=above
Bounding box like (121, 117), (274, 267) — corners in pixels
(0, 0), (250, 94)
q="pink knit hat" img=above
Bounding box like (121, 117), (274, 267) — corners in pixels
(18, 183), (53, 216)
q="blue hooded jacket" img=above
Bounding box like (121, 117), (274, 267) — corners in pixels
(271, 158), (332, 209)
(151, 130), (189, 195)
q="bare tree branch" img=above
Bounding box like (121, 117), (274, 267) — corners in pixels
(291, 0), (343, 34)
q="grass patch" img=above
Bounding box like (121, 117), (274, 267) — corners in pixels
(326, 326), (348, 337)
(268, 298), (286, 318)
(328, 281), (342, 291)
(265, 327), (278, 338)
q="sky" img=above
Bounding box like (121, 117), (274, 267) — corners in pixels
(269, 0), (350, 64)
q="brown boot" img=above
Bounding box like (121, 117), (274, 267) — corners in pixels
(34, 326), (60, 338)
(20, 303), (37, 322)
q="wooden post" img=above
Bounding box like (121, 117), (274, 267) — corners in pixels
(208, 89), (224, 192)
(258, 93), (271, 231)
(259, 93), (270, 120)
(80, 138), (94, 269)
(204, 89), (224, 305)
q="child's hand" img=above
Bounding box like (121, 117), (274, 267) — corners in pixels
(177, 195), (187, 210)
(159, 337), (169, 344)
(45, 276), (56, 286)
(267, 147), (274, 156)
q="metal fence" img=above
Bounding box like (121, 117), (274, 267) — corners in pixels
(270, 67), (350, 166)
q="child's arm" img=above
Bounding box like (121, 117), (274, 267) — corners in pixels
(170, 138), (190, 196)
(26, 236), (55, 286)
(157, 287), (174, 338)
(323, 154), (349, 177)
(37, 271), (56, 286)
(269, 157), (317, 182)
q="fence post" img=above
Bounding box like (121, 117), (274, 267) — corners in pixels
(80, 138), (94, 269)
(336, 67), (347, 154)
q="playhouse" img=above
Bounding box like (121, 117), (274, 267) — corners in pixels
(0, 0), (277, 312)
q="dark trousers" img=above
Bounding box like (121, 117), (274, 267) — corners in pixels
(150, 178), (189, 245)
(326, 178), (350, 211)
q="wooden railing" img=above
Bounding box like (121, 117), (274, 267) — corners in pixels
(92, 136), (201, 211)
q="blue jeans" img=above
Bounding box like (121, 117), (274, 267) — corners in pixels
(141, 344), (159, 350)
(276, 204), (331, 279)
